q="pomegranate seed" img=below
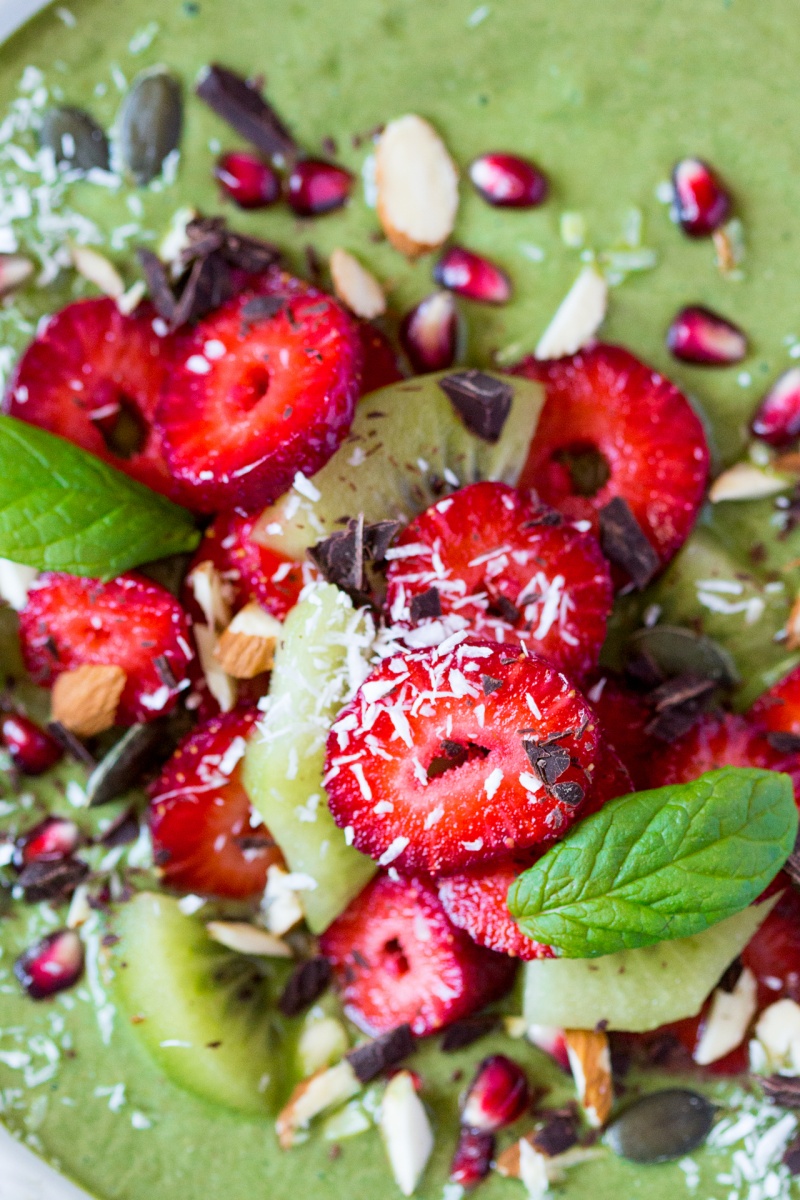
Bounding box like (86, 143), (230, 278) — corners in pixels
(462, 1054), (530, 1132)
(672, 158), (731, 237)
(751, 368), (800, 446)
(469, 153), (548, 209)
(1, 713), (63, 776)
(214, 150), (280, 209)
(435, 246), (512, 305)
(400, 292), (460, 373)
(13, 815), (81, 869)
(450, 1127), (495, 1189)
(527, 1025), (570, 1071)
(286, 158), (354, 217)
(14, 929), (84, 1000)
(666, 304), (747, 365)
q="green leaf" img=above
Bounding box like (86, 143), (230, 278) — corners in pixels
(508, 767), (798, 958)
(0, 417), (199, 578)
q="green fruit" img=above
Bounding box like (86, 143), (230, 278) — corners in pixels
(251, 372), (544, 559)
(522, 897), (776, 1032)
(108, 891), (293, 1114)
(243, 584), (377, 933)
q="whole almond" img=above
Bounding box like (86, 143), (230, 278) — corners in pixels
(51, 664), (127, 737)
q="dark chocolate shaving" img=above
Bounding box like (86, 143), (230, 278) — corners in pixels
(523, 509), (563, 529)
(487, 594), (521, 624)
(598, 496), (660, 590)
(441, 739), (466, 759)
(438, 371), (513, 444)
(154, 655), (177, 690)
(136, 248), (177, 323)
(85, 722), (168, 808)
(783, 830), (800, 889)
(240, 294), (286, 330)
(785, 1132), (800, 1175)
(170, 252), (234, 329)
(346, 1024), (415, 1083)
(308, 516), (401, 601)
(760, 1075), (800, 1109)
(551, 780), (584, 806)
(98, 808), (141, 849)
(47, 722), (96, 767)
(440, 1014), (499, 1052)
(18, 857), (89, 904)
(645, 707), (701, 744)
(409, 587), (442, 622)
(195, 64), (297, 162)
(522, 737), (571, 786)
(278, 956), (332, 1017)
(482, 675), (504, 695)
(530, 1108), (580, 1158)
(767, 730), (800, 755)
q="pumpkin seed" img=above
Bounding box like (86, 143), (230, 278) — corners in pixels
(626, 624), (739, 688)
(40, 106), (110, 172)
(85, 722), (168, 808)
(118, 68), (183, 185)
(605, 1089), (716, 1163)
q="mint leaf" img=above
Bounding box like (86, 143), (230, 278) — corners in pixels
(0, 417), (199, 578)
(508, 767), (798, 958)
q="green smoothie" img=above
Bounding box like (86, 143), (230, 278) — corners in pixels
(1, 1), (800, 1198)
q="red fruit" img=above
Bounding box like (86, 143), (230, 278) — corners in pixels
(324, 640), (601, 875)
(19, 572), (193, 725)
(149, 707), (282, 899)
(400, 292), (460, 374)
(14, 929), (84, 1000)
(434, 246), (512, 305)
(385, 482), (613, 680)
(658, 1008), (750, 1077)
(667, 305), (747, 366)
(672, 158), (731, 237)
(514, 344), (710, 568)
(450, 1127), (495, 1189)
(3, 298), (184, 502)
(215, 150), (280, 209)
(319, 873), (516, 1036)
(741, 877), (800, 1010)
(14, 815), (80, 868)
(286, 159), (353, 216)
(1, 713), (63, 775)
(750, 664), (800, 738)
(156, 272), (362, 512)
(751, 368), (800, 447)
(462, 1055), (530, 1131)
(357, 321), (404, 394)
(527, 1026), (570, 1071)
(586, 673), (660, 790)
(469, 153), (548, 209)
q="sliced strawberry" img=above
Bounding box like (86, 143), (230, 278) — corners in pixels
(19, 572), (192, 725)
(514, 344), (710, 568)
(148, 707), (282, 898)
(319, 872), (516, 1036)
(741, 875), (800, 1010)
(357, 321), (403, 395)
(385, 482), (612, 681)
(586, 673), (661, 790)
(749, 665), (800, 739)
(3, 298), (187, 503)
(156, 269), (362, 512)
(324, 640), (601, 875)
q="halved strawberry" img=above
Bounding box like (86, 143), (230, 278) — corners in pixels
(586, 673), (660, 790)
(156, 269), (363, 512)
(319, 872), (516, 1036)
(749, 665), (800, 739)
(357, 321), (403, 395)
(324, 640), (601, 875)
(385, 482), (612, 681)
(19, 572), (193, 725)
(514, 344), (710, 568)
(741, 874), (800, 1010)
(3, 298), (186, 503)
(148, 707), (282, 898)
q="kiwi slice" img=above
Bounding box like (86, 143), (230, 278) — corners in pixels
(250, 371), (544, 559)
(108, 891), (294, 1114)
(243, 584), (377, 934)
(522, 897), (776, 1032)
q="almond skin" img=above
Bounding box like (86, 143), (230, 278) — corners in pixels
(564, 1028), (613, 1127)
(51, 663), (127, 737)
(376, 115), (459, 258)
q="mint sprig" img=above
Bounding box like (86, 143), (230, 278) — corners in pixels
(508, 767), (797, 958)
(0, 416), (199, 578)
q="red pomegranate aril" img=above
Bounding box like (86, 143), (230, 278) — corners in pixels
(286, 159), (354, 217)
(672, 158), (731, 237)
(462, 1055), (530, 1132)
(13, 815), (81, 869)
(14, 929), (85, 1000)
(400, 291), (460, 373)
(751, 368), (800, 446)
(1, 713), (63, 776)
(434, 246), (512, 305)
(469, 153), (548, 209)
(667, 305), (747, 365)
(215, 150), (280, 209)
(450, 1127), (495, 1189)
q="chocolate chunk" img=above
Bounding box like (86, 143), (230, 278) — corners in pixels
(363, 519), (402, 564)
(99, 808), (141, 849)
(47, 722), (96, 767)
(767, 730), (800, 754)
(195, 64), (297, 162)
(18, 857), (89, 904)
(346, 1024), (415, 1083)
(240, 294), (286, 328)
(598, 496), (660, 590)
(530, 1108), (580, 1157)
(171, 252), (234, 329)
(218, 229), (280, 274)
(440, 1014), (499, 1052)
(409, 587), (442, 622)
(308, 515), (400, 600)
(482, 675), (504, 695)
(760, 1075), (800, 1109)
(85, 722), (168, 808)
(278, 956), (332, 1017)
(488, 594), (521, 624)
(551, 780), (584, 806)
(438, 371), (513, 444)
(522, 737), (571, 785)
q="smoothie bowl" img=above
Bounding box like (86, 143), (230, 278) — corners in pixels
(2, 2), (800, 1199)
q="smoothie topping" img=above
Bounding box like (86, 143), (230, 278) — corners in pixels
(434, 244), (513, 304)
(469, 152), (549, 209)
(195, 63), (298, 165)
(533, 265), (608, 361)
(564, 1028), (613, 1127)
(329, 247), (387, 319)
(752, 367), (800, 446)
(671, 157), (732, 237)
(399, 290), (460, 373)
(375, 114), (459, 256)
(214, 149), (281, 210)
(51, 663), (127, 737)
(437, 370), (514, 442)
(286, 159), (354, 217)
(667, 303), (749, 366)
(118, 67), (183, 186)
(13, 927), (85, 1000)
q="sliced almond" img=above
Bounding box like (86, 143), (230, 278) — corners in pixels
(375, 114), (459, 258)
(187, 560), (231, 631)
(298, 1016), (349, 1077)
(754, 997), (800, 1073)
(518, 1139), (551, 1199)
(70, 244), (125, 299)
(564, 1028), (613, 1128)
(786, 591), (800, 651)
(193, 624), (237, 713)
(52, 663), (126, 737)
(498, 1139), (603, 1185)
(263, 864), (307, 936)
(693, 966), (757, 1066)
(330, 248), (386, 319)
(214, 603), (282, 678)
(379, 1069), (434, 1196)
(205, 921), (292, 958)
(709, 462), (792, 503)
(276, 1060), (361, 1149)
(0, 253), (34, 298)
(535, 266), (608, 361)
(0, 558), (37, 611)
(117, 279), (147, 316)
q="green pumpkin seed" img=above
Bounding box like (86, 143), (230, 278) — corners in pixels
(605, 1089), (716, 1163)
(118, 68), (183, 185)
(40, 106), (110, 172)
(626, 624), (739, 687)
